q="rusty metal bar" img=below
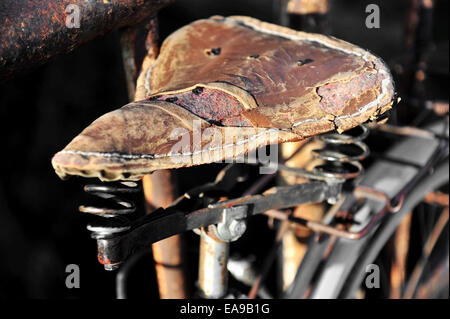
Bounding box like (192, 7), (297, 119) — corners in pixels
(133, 16), (187, 299)
(390, 213), (412, 299)
(277, 0), (329, 33)
(278, 140), (326, 291)
(409, 0), (434, 98)
(415, 254), (449, 298)
(0, 0), (173, 81)
(286, 0), (328, 15)
(424, 191), (449, 207)
(135, 15), (159, 100)
(142, 171), (189, 299)
(120, 26), (139, 101)
(404, 206), (449, 299)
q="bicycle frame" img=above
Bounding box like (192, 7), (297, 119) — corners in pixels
(0, 0), (173, 81)
(287, 120), (449, 298)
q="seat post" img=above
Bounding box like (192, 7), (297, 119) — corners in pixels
(198, 206), (248, 298)
(198, 228), (230, 299)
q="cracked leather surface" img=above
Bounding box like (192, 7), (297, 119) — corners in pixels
(52, 16), (395, 181)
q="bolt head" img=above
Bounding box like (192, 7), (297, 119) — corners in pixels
(327, 194), (341, 205)
(230, 220), (247, 238)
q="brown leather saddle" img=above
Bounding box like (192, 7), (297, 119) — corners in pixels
(52, 16), (395, 181)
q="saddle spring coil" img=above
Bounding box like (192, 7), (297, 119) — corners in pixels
(79, 181), (142, 240)
(312, 124), (370, 181)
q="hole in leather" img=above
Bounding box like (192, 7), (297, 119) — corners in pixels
(297, 58), (314, 66)
(122, 172), (131, 179)
(165, 97), (178, 103)
(205, 48), (221, 56)
(192, 87), (204, 95)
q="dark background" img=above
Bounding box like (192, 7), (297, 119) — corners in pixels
(0, 0), (448, 298)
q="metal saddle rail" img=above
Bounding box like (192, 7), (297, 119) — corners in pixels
(82, 158), (414, 270)
(85, 174), (342, 270)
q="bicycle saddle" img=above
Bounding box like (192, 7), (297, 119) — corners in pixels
(52, 16), (395, 181)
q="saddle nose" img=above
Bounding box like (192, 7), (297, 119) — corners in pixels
(52, 15), (396, 181)
(52, 98), (296, 181)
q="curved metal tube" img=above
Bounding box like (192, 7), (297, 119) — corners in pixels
(0, 0), (173, 81)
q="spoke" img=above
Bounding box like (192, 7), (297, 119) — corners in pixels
(403, 206), (449, 298)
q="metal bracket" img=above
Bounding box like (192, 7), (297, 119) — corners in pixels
(215, 206), (248, 242)
(193, 206), (248, 242)
(89, 180), (341, 270)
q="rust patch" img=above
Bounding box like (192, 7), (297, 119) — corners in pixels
(0, 0), (173, 81)
(151, 87), (253, 126)
(317, 72), (379, 115)
(97, 253), (111, 265)
(287, 0), (329, 15)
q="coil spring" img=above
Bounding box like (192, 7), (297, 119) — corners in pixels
(79, 181), (142, 239)
(312, 124), (370, 181)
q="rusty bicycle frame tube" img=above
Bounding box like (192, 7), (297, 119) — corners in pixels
(278, 140), (326, 291)
(278, 0), (329, 33)
(286, 0), (328, 15)
(415, 253), (449, 299)
(404, 206), (449, 299)
(120, 14), (160, 101)
(142, 171), (189, 299)
(131, 17), (187, 299)
(120, 26), (139, 101)
(390, 213), (412, 299)
(0, 0), (173, 81)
